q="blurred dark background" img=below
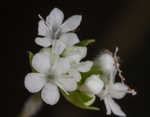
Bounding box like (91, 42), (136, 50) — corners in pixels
(7, 0), (150, 117)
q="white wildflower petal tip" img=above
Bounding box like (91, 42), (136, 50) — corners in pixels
(32, 53), (51, 73)
(69, 70), (81, 82)
(38, 20), (49, 36)
(108, 97), (126, 117)
(111, 83), (128, 99)
(61, 15), (82, 33)
(35, 37), (52, 47)
(104, 97), (112, 115)
(78, 61), (93, 72)
(55, 75), (77, 92)
(64, 47), (87, 63)
(24, 73), (46, 93)
(41, 83), (60, 105)
(59, 33), (80, 47)
(77, 47), (87, 61)
(46, 8), (64, 27)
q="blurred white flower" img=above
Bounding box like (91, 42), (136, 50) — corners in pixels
(35, 8), (81, 48)
(95, 51), (115, 76)
(96, 50), (135, 117)
(24, 48), (78, 105)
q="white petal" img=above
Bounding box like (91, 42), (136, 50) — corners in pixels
(108, 97), (126, 117)
(81, 75), (104, 94)
(52, 58), (70, 74)
(104, 97), (112, 115)
(111, 83), (128, 99)
(24, 73), (46, 93)
(38, 20), (49, 36)
(55, 75), (77, 92)
(46, 8), (64, 27)
(63, 46), (87, 63)
(72, 61), (93, 72)
(52, 40), (66, 55)
(78, 61), (93, 72)
(32, 53), (51, 73)
(59, 33), (80, 47)
(68, 70), (81, 82)
(35, 37), (52, 47)
(39, 48), (51, 56)
(41, 83), (60, 105)
(61, 15), (82, 33)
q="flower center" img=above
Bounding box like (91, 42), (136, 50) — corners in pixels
(51, 26), (61, 40)
(46, 72), (56, 82)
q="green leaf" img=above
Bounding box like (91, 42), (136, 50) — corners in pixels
(75, 39), (95, 46)
(61, 90), (99, 110)
(27, 51), (36, 72)
(78, 65), (102, 86)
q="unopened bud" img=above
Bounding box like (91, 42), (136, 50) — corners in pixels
(80, 75), (104, 94)
(95, 52), (115, 75)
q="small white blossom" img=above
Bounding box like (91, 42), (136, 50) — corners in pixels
(80, 75), (104, 95)
(35, 8), (81, 48)
(25, 48), (78, 105)
(96, 50), (135, 117)
(98, 79), (130, 117)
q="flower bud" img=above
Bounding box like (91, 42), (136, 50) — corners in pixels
(95, 52), (115, 75)
(80, 75), (104, 94)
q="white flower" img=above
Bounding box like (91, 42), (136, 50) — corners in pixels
(24, 48), (78, 105)
(80, 75), (104, 95)
(62, 46), (93, 82)
(96, 51), (134, 117)
(35, 8), (81, 48)
(98, 80), (129, 117)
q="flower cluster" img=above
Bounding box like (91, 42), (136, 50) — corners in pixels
(24, 8), (136, 117)
(81, 48), (136, 116)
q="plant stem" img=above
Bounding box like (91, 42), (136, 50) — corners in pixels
(18, 93), (43, 117)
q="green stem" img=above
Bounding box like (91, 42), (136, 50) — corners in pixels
(18, 93), (43, 117)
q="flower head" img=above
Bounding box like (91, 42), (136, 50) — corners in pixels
(25, 47), (78, 105)
(23, 6), (136, 115)
(35, 8), (81, 48)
